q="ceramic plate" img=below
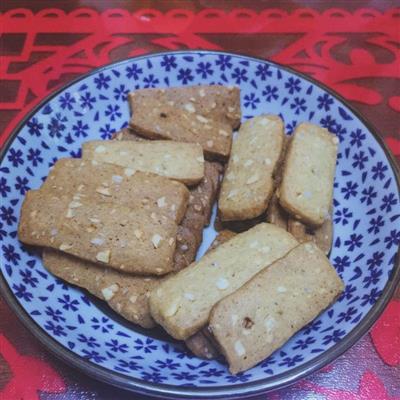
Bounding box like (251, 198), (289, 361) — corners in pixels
(0, 51), (399, 399)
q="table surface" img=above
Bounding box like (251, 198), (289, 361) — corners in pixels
(0, 1), (399, 399)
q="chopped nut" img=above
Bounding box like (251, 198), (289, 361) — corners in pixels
(184, 103), (195, 113)
(216, 277), (229, 290)
(332, 136), (339, 145)
(157, 197), (166, 208)
(101, 283), (119, 300)
(199, 89), (206, 97)
(305, 243), (314, 253)
(77, 184), (85, 192)
(168, 237), (175, 246)
(196, 115), (209, 123)
(69, 201), (82, 208)
(134, 229), (143, 239)
(260, 246), (271, 254)
(124, 168), (136, 177)
(59, 243), (73, 251)
(66, 208), (75, 219)
(246, 174), (259, 185)
(89, 217), (100, 224)
(96, 187), (111, 196)
(219, 129), (229, 137)
(184, 292), (195, 301)
(90, 237), (105, 246)
(112, 175), (123, 184)
(50, 228), (58, 236)
(206, 140), (214, 148)
(277, 286), (287, 293)
(165, 299), (179, 317)
(227, 189), (238, 199)
(96, 249), (111, 263)
(151, 234), (163, 248)
(264, 158), (272, 165)
(129, 295), (137, 303)
(228, 106), (235, 113)
(95, 145), (106, 153)
(264, 316), (276, 332)
(250, 240), (259, 249)
(234, 340), (246, 356)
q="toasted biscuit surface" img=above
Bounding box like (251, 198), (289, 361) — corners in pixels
(43, 250), (159, 328)
(111, 128), (224, 270)
(279, 123), (338, 226)
(19, 190), (177, 275)
(209, 242), (344, 374)
(42, 158), (189, 223)
(128, 85), (241, 160)
(184, 230), (236, 359)
(149, 223), (298, 340)
(219, 115), (285, 221)
(82, 140), (204, 185)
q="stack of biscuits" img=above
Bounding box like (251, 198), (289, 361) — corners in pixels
(18, 84), (344, 374)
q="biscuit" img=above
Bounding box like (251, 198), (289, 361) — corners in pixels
(82, 140), (204, 186)
(42, 158), (189, 224)
(185, 230), (236, 359)
(219, 115), (285, 221)
(110, 128), (224, 271)
(18, 190), (177, 275)
(279, 123), (338, 226)
(42, 249), (159, 328)
(149, 223), (298, 340)
(128, 85), (241, 160)
(209, 242), (344, 374)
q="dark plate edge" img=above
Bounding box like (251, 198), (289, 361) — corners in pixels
(0, 49), (399, 400)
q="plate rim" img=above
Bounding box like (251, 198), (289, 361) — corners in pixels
(0, 49), (399, 399)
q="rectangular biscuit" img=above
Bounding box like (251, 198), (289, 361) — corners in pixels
(82, 140), (204, 186)
(149, 223), (298, 340)
(42, 158), (189, 224)
(128, 85), (241, 160)
(111, 128), (224, 270)
(18, 190), (177, 275)
(219, 115), (285, 221)
(184, 230), (236, 359)
(42, 249), (159, 328)
(209, 242), (344, 374)
(279, 123), (338, 226)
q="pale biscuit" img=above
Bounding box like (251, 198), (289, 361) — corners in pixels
(209, 242), (344, 374)
(149, 223), (298, 340)
(43, 249), (159, 328)
(82, 140), (204, 186)
(42, 158), (189, 224)
(184, 230), (236, 359)
(219, 115), (285, 221)
(128, 85), (241, 160)
(279, 123), (338, 226)
(18, 190), (177, 275)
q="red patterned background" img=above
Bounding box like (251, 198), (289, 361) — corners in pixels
(0, 1), (399, 399)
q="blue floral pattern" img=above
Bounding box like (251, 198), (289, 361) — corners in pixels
(0, 52), (399, 388)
